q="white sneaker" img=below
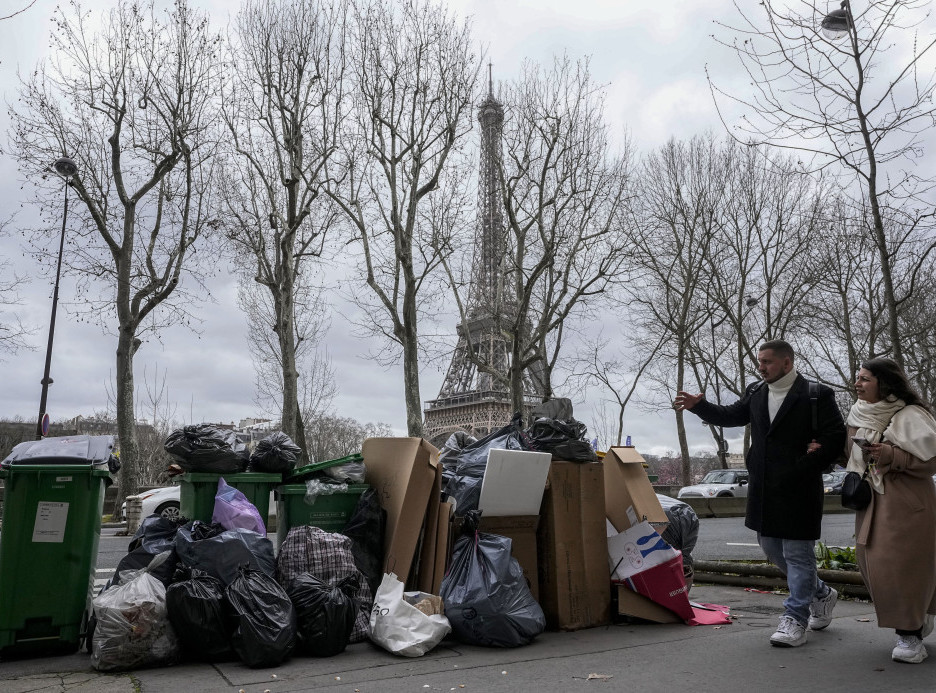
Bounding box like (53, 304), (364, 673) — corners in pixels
(808, 587), (838, 630)
(770, 615), (807, 647)
(892, 635), (928, 663)
(923, 614), (934, 639)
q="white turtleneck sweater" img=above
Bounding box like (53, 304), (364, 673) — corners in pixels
(766, 368), (798, 422)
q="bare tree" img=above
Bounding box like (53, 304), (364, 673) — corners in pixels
(572, 331), (664, 448)
(492, 55), (633, 413)
(711, 0), (936, 366)
(0, 222), (34, 356)
(324, 0), (481, 436)
(237, 275), (338, 432)
(304, 413), (392, 462)
(9, 0), (222, 504)
(628, 135), (729, 484)
(221, 0), (347, 459)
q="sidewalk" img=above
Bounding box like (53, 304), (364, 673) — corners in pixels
(2, 583), (933, 693)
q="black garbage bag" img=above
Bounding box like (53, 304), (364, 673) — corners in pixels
(249, 432), (303, 473)
(439, 510), (545, 647)
(174, 523), (276, 586)
(444, 415), (525, 515)
(164, 424), (249, 473)
(108, 514), (185, 588)
(286, 573), (357, 657)
(342, 488), (386, 596)
(657, 494), (700, 574)
(529, 397), (574, 421)
(166, 568), (235, 661)
(523, 417), (598, 462)
(189, 520), (225, 541)
(226, 565), (297, 668)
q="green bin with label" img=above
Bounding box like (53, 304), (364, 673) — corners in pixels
(179, 472), (282, 527)
(0, 435), (114, 658)
(275, 483), (368, 546)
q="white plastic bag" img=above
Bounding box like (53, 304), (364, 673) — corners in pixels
(91, 551), (180, 671)
(368, 572), (451, 657)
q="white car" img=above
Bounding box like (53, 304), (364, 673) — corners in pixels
(120, 485), (181, 521)
(119, 486), (277, 522)
(677, 469), (749, 499)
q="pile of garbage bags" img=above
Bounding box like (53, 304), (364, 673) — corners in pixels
(442, 399), (598, 515)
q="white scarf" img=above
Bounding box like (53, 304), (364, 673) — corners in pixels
(846, 398), (936, 493)
(766, 368), (798, 422)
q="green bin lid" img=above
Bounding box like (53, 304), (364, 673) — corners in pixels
(284, 453), (363, 483)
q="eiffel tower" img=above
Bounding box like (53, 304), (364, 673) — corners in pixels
(422, 67), (545, 446)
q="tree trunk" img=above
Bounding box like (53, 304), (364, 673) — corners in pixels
(676, 339), (692, 485)
(401, 286), (423, 438)
(115, 327), (139, 510)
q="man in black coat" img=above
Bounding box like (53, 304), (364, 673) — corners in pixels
(675, 339), (845, 648)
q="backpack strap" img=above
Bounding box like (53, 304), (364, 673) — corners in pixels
(809, 380), (820, 433)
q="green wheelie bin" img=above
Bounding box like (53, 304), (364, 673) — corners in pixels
(179, 472), (282, 526)
(0, 435), (115, 658)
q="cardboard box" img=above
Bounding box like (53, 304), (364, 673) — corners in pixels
(480, 515), (540, 600)
(613, 583), (682, 624)
(537, 461), (611, 631)
(362, 438), (439, 587)
(450, 513), (540, 600)
(604, 446), (668, 533)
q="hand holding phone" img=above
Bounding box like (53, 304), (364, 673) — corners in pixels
(851, 436), (871, 448)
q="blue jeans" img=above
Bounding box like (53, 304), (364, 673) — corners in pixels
(757, 534), (828, 627)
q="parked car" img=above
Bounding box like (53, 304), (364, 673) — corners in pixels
(118, 486), (277, 522)
(677, 469), (749, 499)
(119, 485), (181, 521)
(824, 470), (849, 495)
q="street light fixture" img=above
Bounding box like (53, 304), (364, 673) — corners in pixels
(821, 2), (852, 40)
(36, 156), (78, 439)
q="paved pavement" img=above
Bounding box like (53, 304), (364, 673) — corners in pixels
(2, 584), (935, 693)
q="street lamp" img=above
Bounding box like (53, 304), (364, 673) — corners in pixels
(36, 156), (78, 439)
(821, 2), (852, 40)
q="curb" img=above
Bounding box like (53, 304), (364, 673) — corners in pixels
(693, 560), (869, 599)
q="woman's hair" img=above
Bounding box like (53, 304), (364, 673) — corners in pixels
(860, 357), (932, 413)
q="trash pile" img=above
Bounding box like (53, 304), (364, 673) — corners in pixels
(0, 406), (728, 669)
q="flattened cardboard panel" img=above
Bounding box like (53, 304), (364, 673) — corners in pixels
(362, 438), (439, 586)
(431, 500), (454, 594)
(417, 461), (444, 593)
(479, 449), (552, 516)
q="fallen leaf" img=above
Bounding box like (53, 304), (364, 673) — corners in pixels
(713, 626), (722, 630)
(586, 674), (613, 681)
(857, 618), (872, 622)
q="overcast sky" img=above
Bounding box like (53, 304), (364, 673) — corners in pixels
(0, 0), (785, 456)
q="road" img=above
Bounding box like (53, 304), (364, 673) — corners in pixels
(691, 512), (856, 560)
(91, 513), (859, 586)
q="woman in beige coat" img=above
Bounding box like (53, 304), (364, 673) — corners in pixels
(845, 358), (936, 663)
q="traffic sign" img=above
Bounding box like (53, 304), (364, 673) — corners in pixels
(41, 413), (50, 437)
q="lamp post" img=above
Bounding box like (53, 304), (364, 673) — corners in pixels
(36, 156), (78, 440)
(821, 2), (852, 40)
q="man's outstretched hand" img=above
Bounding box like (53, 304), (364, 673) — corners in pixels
(674, 391), (703, 411)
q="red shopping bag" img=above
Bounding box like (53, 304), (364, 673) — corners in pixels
(623, 552), (694, 622)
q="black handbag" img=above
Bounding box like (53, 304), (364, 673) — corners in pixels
(841, 470), (872, 511)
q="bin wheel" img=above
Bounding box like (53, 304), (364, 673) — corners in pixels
(156, 501), (181, 521)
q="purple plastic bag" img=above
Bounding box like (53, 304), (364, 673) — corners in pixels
(212, 478), (265, 534)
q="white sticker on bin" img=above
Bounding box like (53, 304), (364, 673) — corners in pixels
(55, 476), (72, 483)
(32, 501), (69, 543)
